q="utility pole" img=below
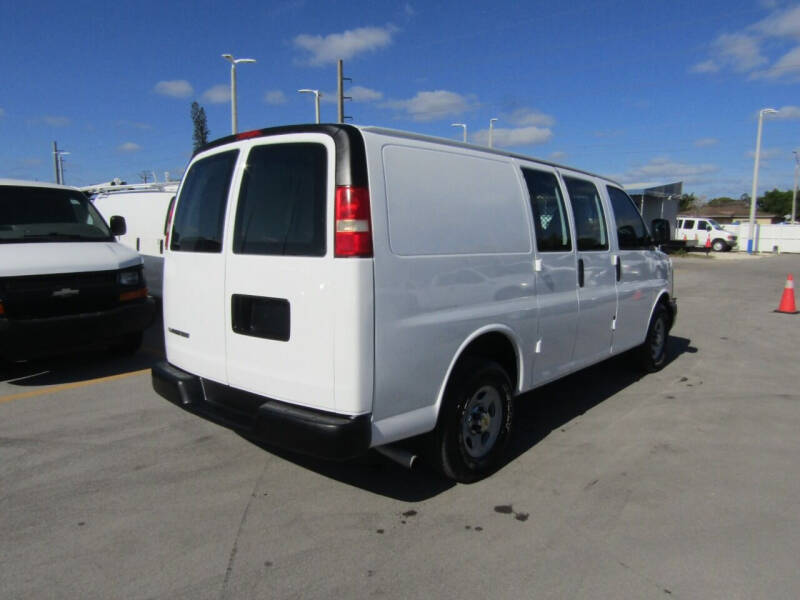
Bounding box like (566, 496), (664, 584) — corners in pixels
(337, 59), (352, 123)
(52, 141), (60, 184)
(792, 150), (799, 224)
(57, 152), (70, 185)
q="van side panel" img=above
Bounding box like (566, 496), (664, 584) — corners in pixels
(365, 134), (537, 430)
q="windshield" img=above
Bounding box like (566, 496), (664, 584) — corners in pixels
(707, 218), (723, 228)
(0, 185), (113, 243)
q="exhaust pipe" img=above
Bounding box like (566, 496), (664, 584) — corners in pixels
(375, 444), (418, 470)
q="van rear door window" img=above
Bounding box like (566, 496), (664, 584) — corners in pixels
(233, 143), (327, 257)
(563, 176), (608, 251)
(170, 150), (238, 253)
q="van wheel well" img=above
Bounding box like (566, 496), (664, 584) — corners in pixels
(453, 332), (518, 392)
(657, 294), (675, 329)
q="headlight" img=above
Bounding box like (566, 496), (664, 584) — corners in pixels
(118, 268), (142, 287)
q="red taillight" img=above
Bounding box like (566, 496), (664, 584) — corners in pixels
(236, 130), (262, 140)
(335, 186), (372, 257)
(0, 301), (5, 316)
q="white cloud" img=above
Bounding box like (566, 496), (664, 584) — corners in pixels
(752, 5), (800, 39)
(549, 151), (568, 161)
(118, 142), (141, 153)
(264, 90), (287, 105)
(620, 157), (719, 185)
(746, 147), (784, 160)
(772, 105), (800, 119)
(694, 137), (719, 147)
(154, 80), (194, 98)
(349, 85), (383, 102)
(202, 84), (231, 104)
(713, 33), (767, 72)
(43, 115), (70, 127)
(294, 26), (395, 66)
(690, 59), (720, 73)
(0, 107), (5, 117)
(384, 90), (475, 121)
(505, 108), (555, 127)
(472, 126), (552, 147)
(751, 46), (800, 80)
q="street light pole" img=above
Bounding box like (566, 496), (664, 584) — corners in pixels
(747, 108), (778, 253)
(451, 123), (467, 143)
(489, 118), (498, 148)
(792, 150), (799, 224)
(222, 53), (256, 134)
(298, 89), (321, 123)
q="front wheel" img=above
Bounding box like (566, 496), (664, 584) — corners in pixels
(637, 304), (670, 372)
(429, 360), (514, 483)
(712, 239), (727, 252)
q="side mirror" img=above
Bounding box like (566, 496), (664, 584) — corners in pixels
(110, 215), (127, 236)
(651, 218), (670, 244)
(706, 226), (712, 231)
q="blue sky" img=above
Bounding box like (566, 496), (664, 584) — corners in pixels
(2, 0), (800, 200)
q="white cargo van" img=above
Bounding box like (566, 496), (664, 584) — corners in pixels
(152, 125), (676, 482)
(0, 180), (155, 360)
(92, 184), (177, 298)
(675, 216), (737, 251)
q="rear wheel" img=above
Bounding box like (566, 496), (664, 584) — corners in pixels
(637, 304), (669, 372)
(429, 359), (514, 483)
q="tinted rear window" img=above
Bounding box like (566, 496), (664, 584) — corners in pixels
(232, 143), (327, 256)
(170, 150), (238, 252)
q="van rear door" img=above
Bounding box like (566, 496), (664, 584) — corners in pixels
(223, 134), (339, 412)
(164, 149), (239, 383)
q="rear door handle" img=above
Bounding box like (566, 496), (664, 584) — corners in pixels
(615, 256), (621, 282)
(578, 258), (585, 288)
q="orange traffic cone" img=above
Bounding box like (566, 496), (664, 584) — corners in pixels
(775, 274), (798, 314)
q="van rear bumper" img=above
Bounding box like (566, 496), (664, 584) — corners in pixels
(152, 361), (372, 460)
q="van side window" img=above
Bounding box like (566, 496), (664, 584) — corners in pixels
(563, 176), (608, 251)
(521, 168), (571, 252)
(677, 219), (683, 229)
(683, 219), (695, 229)
(170, 150), (238, 252)
(696, 220), (709, 230)
(233, 143), (327, 257)
(606, 186), (651, 249)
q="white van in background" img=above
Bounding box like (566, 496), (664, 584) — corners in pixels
(675, 216), (737, 251)
(92, 184), (177, 298)
(0, 180), (155, 360)
(152, 125), (676, 482)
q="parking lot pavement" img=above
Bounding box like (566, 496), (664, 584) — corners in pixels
(2, 255), (799, 599)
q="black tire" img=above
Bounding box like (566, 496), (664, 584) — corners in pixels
(712, 239), (727, 252)
(429, 359), (514, 483)
(110, 332), (143, 356)
(637, 304), (670, 372)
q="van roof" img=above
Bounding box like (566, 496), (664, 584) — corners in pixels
(0, 178), (80, 191)
(195, 124), (621, 187)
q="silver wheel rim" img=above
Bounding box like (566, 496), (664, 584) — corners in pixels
(650, 317), (666, 361)
(461, 385), (503, 459)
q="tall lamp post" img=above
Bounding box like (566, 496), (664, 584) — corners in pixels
(747, 107), (778, 253)
(451, 123), (467, 143)
(221, 53), (256, 134)
(298, 89), (322, 123)
(488, 118), (498, 148)
(792, 150), (799, 224)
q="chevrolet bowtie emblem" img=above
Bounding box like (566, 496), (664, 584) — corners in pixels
(52, 288), (80, 298)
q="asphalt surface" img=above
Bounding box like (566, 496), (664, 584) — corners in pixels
(1, 254), (799, 599)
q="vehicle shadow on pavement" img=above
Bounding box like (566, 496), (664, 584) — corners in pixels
(242, 336), (694, 500)
(243, 438), (456, 501)
(0, 305), (165, 387)
(506, 336), (695, 467)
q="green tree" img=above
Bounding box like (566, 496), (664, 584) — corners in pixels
(191, 101), (209, 152)
(679, 193), (697, 212)
(757, 188), (792, 217)
(707, 196), (737, 206)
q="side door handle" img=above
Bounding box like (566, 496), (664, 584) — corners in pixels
(578, 258), (585, 288)
(615, 256), (621, 282)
